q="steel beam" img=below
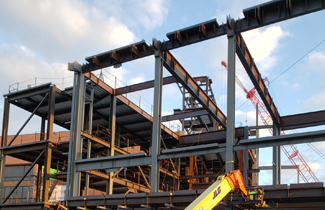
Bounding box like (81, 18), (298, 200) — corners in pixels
(84, 71), (179, 140)
(85, 170), (150, 193)
(5, 83), (51, 102)
(281, 110), (325, 130)
(161, 109), (209, 122)
(235, 130), (325, 150)
(0, 98), (9, 203)
(116, 76), (177, 95)
(150, 48), (163, 192)
(75, 153), (151, 171)
(159, 143), (225, 159)
(225, 22), (236, 173)
(82, 1), (325, 73)
(180, 128), (244, 145)
(236, 33), (280, 126)
(162, 50), (226, 127)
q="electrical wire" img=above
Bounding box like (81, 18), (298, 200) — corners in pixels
(270, 38), (325, 84)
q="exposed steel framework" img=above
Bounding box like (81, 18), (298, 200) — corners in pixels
(222, 61), (319, 183)
(0, 0), (325, 209)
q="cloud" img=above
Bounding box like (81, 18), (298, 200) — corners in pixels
(0, 0), (137, 63)
(306, 51), (325, 69)
(0, 43), (72, 91)
(214, 0), (264, 24)
(93, 0), (170, 31)
(304, 91), (325, 112)
(241, 26), (291, 74)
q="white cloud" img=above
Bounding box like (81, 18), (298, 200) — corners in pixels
(242, 26), (291, 74)
(307, 51), (325, 69)
(93, 0), (170, 31)
(304, 91), (325, 112)
(0, 0), (137, 63)
(291, 82), (300, 90)
(214, 0), (264, 24)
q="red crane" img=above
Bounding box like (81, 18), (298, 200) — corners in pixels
(221, 61), (319, 183)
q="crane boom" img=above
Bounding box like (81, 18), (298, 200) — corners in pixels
(185, 170), (247, 210)
(221, 61), (319, 183)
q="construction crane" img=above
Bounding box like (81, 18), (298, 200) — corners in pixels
(221, 61), (319, 183)
(185, 170), (268, 210)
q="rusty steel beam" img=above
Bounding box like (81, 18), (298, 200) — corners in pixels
(280, 110), (325, 130)
(116, 76), (177, 95)
(235, 33), (280, 126)
(80, 131), (127, 155)
(84, 72), (179, 140)
(82, 0), (325, 73)
(80, 170), (151, 193)
(180, 128), (244, 145)
(162, 50), (226, 127)
(162, 109), (209, 122)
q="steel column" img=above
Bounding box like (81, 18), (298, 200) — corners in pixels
(243, 128), (249, 186)
(272, 123), (279, 185)
(225, 21), (236, 173)
(277, 127), (281, 184)
(67, 62), (85, 198)
(85, 85), (94, 196)
(108, 93), (117, 195)
(42, 86), (55, 202)
(150, 47), (163, 192)
(0, 98), (9, 203)
(36, 118), (45, 202)
(253, 103), (259, 186)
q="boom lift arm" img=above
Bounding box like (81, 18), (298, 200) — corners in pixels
(185, 170), (247, 210)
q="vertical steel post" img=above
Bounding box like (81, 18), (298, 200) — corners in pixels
(225, 21), (236, 173)
(36, 118), (46, 202)
(272, 123), (279, 185)
(243, 128), (249, 186)
(43, 86), (55, 202)
(277, 128), (281, 184)
(0, 97), (10, 203)
(253, 103), (259, 186)
(66, 63), (85, 198)
(85, 86), (94, 196)
(150, 46), (163, 192)
(108, 93), (117, 195)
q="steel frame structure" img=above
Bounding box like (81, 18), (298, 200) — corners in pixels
(1, 0), (325, 209)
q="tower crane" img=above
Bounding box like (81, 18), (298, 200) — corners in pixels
(221, 61), (319, 183)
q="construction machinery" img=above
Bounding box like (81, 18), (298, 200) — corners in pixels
(221, 61), (319, 183)
(185, 170), (268, 210)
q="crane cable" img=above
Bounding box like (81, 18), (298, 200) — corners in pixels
(270, 38), (325, 84)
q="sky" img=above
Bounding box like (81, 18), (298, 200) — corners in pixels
(0, 0), (325, 185)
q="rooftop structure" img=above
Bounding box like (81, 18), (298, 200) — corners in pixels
(1, 0), (325, 209)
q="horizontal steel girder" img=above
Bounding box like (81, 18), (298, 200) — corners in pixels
(66, 182), (325, 207)
(83, 72), (179, 140)
(161, 109), (209, 122)
(75, 130), (325, 171)
(116, 76), (177, 95)
(235, 130), (325, 150)
(75, 153), (151, 172)
(162, 51), (226, 127)
(82, 0), (325, 72)
(280, 110), (325, 130)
